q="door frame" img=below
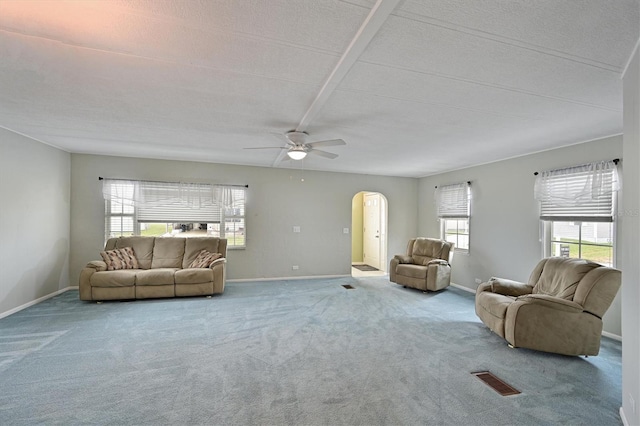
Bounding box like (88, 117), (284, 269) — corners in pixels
(351, 191), (388, 273)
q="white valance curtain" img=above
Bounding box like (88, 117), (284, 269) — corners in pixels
(534, 160), (619, 222)
(436, 182), (471, 218)
(102, 179), (245, 223)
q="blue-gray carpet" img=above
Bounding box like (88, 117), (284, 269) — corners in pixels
(0, 277), (622, 425)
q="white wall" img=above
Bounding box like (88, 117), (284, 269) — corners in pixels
(622, 43), (640, 426)
(0, 128), (70, 316)
(69, 154), (418, 285)
(418, 135), (623, 336)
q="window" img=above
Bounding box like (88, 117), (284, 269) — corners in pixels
(436, 182), (471, 251)
(103, 179), (246, 248)
(548, 221), (613, 267)
(535, 160), (618, 266)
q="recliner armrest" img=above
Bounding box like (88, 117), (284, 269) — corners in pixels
(394, 255), (414, 264)
(85, 260), (107, 272)
(427, 259), (449, 266)
(515, 294), (583, 313)
(489, 277), (533, 297)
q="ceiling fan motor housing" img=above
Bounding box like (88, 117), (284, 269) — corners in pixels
(286, 131), (308, 145)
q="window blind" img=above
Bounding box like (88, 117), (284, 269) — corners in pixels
(102, 179), (246, 223)
(436, 182), (470, 218)
(534, 160), (619, 222)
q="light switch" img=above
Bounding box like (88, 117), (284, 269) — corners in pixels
(293, 226), (301, 233)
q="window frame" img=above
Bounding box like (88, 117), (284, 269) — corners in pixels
(441, 217), (470, 252)
(104, 180), (247, 249)
(542, 220), (616, 267)
(436, 182), (471, 252)
(536, 160), (618, 267)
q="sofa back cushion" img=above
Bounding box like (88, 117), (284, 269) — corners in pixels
(183, 238), (226, 269)
(110, 236), (155, 269)
(410, 238), (452, 265)
(530, 257), (601, 300)
(151, 238), (186, 269)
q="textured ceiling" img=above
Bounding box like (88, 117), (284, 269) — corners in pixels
(0, 0), (638, 177)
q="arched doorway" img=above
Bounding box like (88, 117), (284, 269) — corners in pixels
(351, 191), (388, 277)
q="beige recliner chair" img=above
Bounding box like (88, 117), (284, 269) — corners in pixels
(475, 257), (621, 356)
(389, 238), (454, 292)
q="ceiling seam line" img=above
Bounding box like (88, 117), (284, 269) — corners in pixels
(391, 11), (621, 73)
(0, 30), (332, 88)
(354, 59), (621, 112)
(332, 88), (547, 121)
(0, 28), (343, 60)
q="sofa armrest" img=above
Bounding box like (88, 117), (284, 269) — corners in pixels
(476, 281), (493, 294)
(515, 294), (583, 313)
(489, 277), (533, 297)
(85, 260), (107, 272)
(394, 255), (413, 264)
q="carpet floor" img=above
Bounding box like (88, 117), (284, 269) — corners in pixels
(0, 276), (622, 425)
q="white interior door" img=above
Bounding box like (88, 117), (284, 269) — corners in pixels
(363, 193), (381, 269)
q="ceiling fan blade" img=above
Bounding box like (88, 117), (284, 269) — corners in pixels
(271, 132), (296, 147)
(243, 146), (287, 150)
(307, 138), (346, 148)
(309, 149), (338, 159)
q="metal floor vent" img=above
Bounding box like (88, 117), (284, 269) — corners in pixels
(472, 371), (521, 396)
(342, 284), (355, 289)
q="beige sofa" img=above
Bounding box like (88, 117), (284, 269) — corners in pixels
(79, 236), (227, 301)
(475, 257), (621, 356)
(389, 238), (454, 292)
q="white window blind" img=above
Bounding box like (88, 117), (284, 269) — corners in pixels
(102, 179), (246, 224)
(534, 160), (619, 222)
(436, 182), (470, 218)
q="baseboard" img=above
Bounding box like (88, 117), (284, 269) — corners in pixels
(228, 274), (351, 283)
(620, 406), (629, 426)
(450, 282), (476, 294)
(602, 331), (622, 342)
(0, 286), (76, 320)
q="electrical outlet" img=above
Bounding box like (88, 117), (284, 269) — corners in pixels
(292, 265), (299, 270)
(343, 228), (350, 234)
(475, 278), (482, 284)
(293, 226), (300, 233)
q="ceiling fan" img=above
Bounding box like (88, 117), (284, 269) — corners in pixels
(245, 131), (346, 160)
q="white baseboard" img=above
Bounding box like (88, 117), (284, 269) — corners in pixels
(602, 331), (622, 342)
(450, 282), (476, 294)
(0, 286), (76, 320)
(620, 406), (629, 426)
(228, 274), (351, 283)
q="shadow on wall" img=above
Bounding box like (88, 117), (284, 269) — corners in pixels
(6, 238), (69, 309)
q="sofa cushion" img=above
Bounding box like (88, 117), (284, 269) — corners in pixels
(175, 268), (214, 284)
(151, 238), (185, 269)
(188, 250), (222, 268)
(100, 247), (139, 271)
(114, 237), (154, 269)
(136, 268), (178, 286)
(91, 270), (138, 287)
(183, 238), (222, 269)
(396, 264), (428, 279)
(477, 292), (515, 319)
(532, 257), (601, 300)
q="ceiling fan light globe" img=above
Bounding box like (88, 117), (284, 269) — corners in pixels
(287, 150), (307, 160)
